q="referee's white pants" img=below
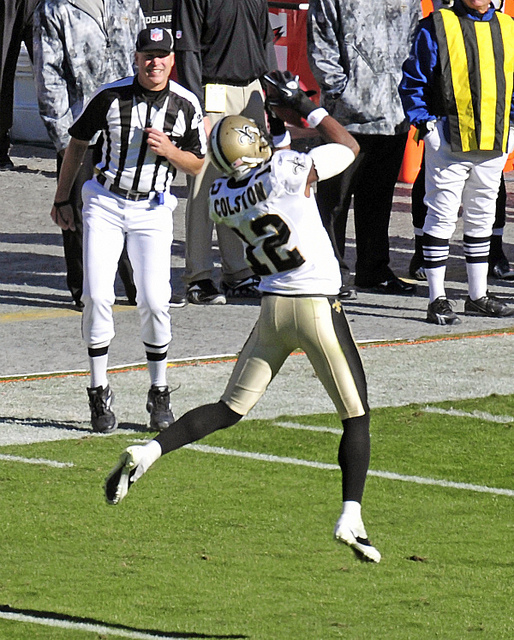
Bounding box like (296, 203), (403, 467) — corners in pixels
(423, 120), (509, 240)
(81, 179), (175, 349)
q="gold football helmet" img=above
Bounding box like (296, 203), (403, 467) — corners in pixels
(209, 115), (272, 180)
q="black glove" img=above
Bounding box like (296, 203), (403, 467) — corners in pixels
(263, 70), (318, 119)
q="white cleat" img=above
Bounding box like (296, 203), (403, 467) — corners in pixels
(104, 445), (146, 505)
(334, 518), (381, 563)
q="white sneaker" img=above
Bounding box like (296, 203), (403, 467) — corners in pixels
(334, 515), (381, 563)
(104, 445), (147, 505)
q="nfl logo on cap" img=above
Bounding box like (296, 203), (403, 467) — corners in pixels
(150, 28), (164, 42)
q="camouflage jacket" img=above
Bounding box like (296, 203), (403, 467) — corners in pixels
(307, 0), (422, 135)
(33, 0), (145, 152)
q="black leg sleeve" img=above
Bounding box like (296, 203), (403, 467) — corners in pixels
(338, 413), (371, 504)
(154, 401), (242, 455)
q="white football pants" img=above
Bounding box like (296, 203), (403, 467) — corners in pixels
(423, 120), (509, 240)
(81, 178), (176, 349)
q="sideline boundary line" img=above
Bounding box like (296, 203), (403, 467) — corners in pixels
(1, 330), (513, 384)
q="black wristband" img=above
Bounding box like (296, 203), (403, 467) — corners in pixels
(54, 200), (71, 208)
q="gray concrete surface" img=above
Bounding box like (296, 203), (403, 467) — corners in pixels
(0, 143), (513, 444)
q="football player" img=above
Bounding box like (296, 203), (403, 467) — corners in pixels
(105, 71), (381, 563)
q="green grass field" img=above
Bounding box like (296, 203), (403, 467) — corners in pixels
(0, 394), (512, 639)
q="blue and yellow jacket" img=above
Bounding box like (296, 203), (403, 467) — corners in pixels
(399, 0), (514, 152)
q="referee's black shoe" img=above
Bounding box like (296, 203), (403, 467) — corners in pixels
(87, 385), (117, 433)
(464, 293), (514, 318)
(426, 297), (461, 325)
(146, 385), (175, 431)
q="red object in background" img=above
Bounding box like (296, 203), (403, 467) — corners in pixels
(268, 2), (319, 103)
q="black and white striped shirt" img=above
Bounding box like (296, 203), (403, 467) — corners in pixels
(69, 76), (206, 194)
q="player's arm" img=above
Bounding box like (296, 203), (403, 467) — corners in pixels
(306, 115), (359, 186)
(51, 138), (90, 231)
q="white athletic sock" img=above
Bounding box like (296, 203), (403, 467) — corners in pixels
(89, 354), (109, 389)
(426, 265), (447, 302)
(147, 359), (168, 388)
(466, 262), (488, 301)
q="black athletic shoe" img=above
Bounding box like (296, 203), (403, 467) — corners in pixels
(409, 253), (427, 281)
(169, 292), (187, 308)
(87, 385), (117, 433)
(358, 275), (417, 296)
(222, 276), (261, 299)
(337, 284), (357, 300)
(0, 155), (14, 170)
(146, 385), (175, 431)
(488, 257), (514, 281)
(186, 279), (226, 305)
(464, 294), (514, 318)
(426, 297), (461, 325)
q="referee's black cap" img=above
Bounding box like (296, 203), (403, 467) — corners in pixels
(136, 27), (174, 54)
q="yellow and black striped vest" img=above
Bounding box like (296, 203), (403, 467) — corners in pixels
(433, 8), (514, 152)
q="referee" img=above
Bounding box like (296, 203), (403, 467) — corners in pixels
(174, 0), (278, 304)
(50, 27), (206, 433)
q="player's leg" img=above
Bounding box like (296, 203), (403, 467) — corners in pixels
(82, 180), (126, 432)
(104, 400), (243, 505)
(295, 297), (379, 562)
(410, 156), (427, 280)
(352, 132), (413, 294)
(422, 122), (467, 325)
(488, 175), (514, 279)
(105, 296), (291, 504)
(462, 155), (514, 317)
(126, 194), (175, 429)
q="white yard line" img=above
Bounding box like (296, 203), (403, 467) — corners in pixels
(185, 444), (514, 497)
(422, 406), (514, 423)
(0, 454), (73, 468)
(0, 609), (189, 640)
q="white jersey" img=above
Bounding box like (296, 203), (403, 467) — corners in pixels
(209, 149), (342, 296)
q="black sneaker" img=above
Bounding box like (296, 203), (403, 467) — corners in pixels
(169, 292), (187, 308)
(358, 275), (417, 296)
(146, 385), (175, 431)
(464, 294), (514, 318)
(337, 284), (357, 301)
(0, 155), (14, 170)
(186, 279), (226, 305)
(488, 257), (514, 281)
(409, 253), (427, 281)
(426, 297), (461, 325)
(87, 385), (117, 433)
(221, 276), (261, 299)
